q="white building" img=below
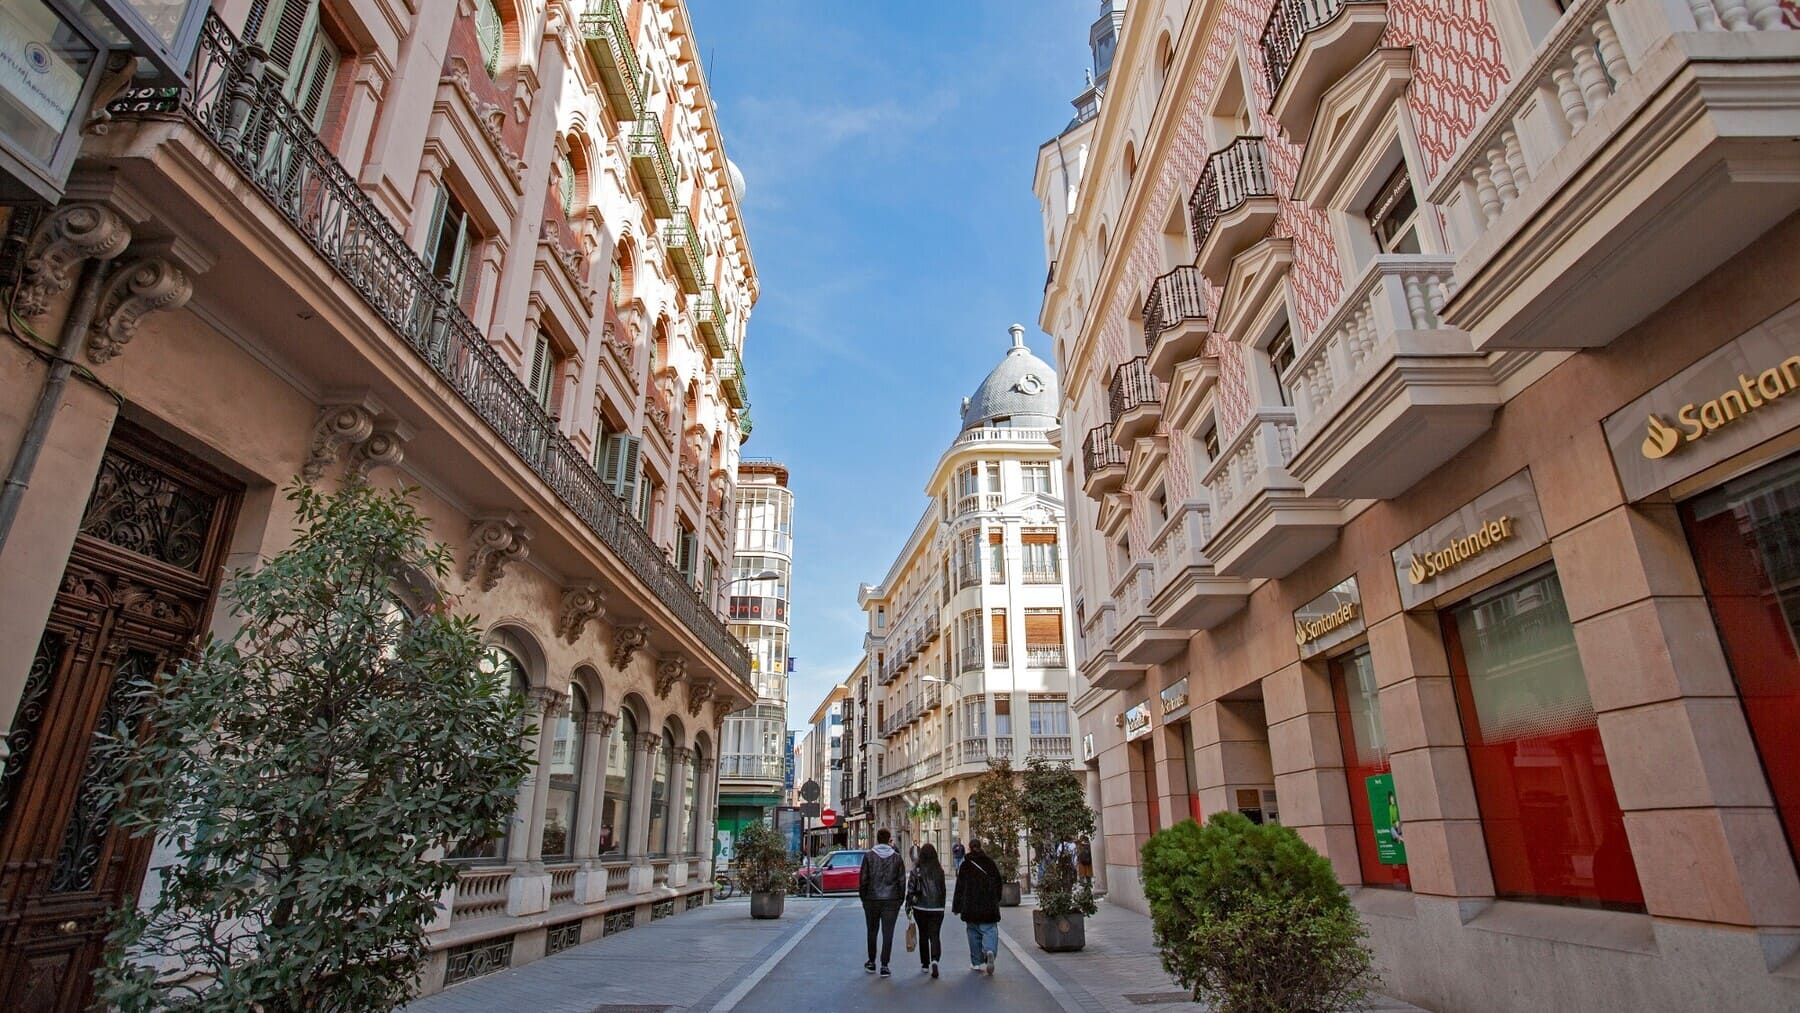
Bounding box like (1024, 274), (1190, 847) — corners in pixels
(718, 459), (794, 847)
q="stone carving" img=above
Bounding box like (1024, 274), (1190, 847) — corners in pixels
(87, 255), (194, 364)
(611, 623), (648, 669)
(653, 656), (685, 700)
(580, 710), (618, 738)
(631, 730), (661, 756)
(669, 745), (695, 767)
(348, 426), (408, 479)
(440, 60), (525, 189)
(686, 675), (714, 718)
(303, 404), (375, 481)
(17, 203), (131, 318)
(556, 583), (606, 644)
(463, 516), (532, 591)
(528, 686), (569, 717)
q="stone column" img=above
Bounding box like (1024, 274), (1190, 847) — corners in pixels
(573, 711), (617, 904)
(1188, 699), (1274, 821)
(695, 755), (718, 878)
(1151, 714), (1191, 830)
(1263, 662), (1361, 884)
(523, 689), (568, 863)
(625, 730), (660, 872)
(505, 688), (564, 916)
(1085, 765), (1109, 895)
(667, 746), (694, 859)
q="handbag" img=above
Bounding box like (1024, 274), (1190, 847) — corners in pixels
(905, 917), (918, 953)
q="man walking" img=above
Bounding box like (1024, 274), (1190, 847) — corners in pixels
(951, 837), (1003, 975)
(951, 838), (965, 873)
(859, 828), (906, 977)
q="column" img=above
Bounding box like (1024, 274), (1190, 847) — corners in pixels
(573, 711), (617, 904)
(696, 755), (718, 878)
(1085, 765), (1109, 895)
(523, 689), (567, 863)
(1151, 715), (1190, 831)
(667, 746), (693, 883)
(505, 688), (564, 916)
(1263, 663), (1360, 884)
(625, 730), (660, 895)
(1188, 699), (1273, 820)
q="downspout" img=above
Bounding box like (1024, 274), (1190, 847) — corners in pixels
(0, 256), (113, 554)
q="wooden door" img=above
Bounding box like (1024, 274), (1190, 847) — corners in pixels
(0, 422), (240, 1011)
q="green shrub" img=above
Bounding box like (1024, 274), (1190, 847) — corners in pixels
(969, 757), (1024, 881)
(735, 821), (795, 895)
(1020, 755), (1096, 919)
(1140, 813), (1376, 1012)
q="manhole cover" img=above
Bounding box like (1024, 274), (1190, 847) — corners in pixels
(1124, 992), (1194, 1006)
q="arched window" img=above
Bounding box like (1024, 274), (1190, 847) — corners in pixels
(450, 646), (529, 861)
(544, 685), (585, 859)
(648, 728), (674, 855)
(475, 0), (503, 76)
(601, 708), (636, 856)
(1124, 142), (1138, 185)
(685, 748), (704, 855)
(557, 149), (577, 215)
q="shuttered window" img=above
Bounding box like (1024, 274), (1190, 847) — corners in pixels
(1025, 609), (1063, 647)
(600, 433), (642, 506)
(528, 334), (554, 409)
(250, 0), (340, 131)
(423, 187), (475, 302)
(475, 0), (503, 76)
(990, 610), (1007, 647)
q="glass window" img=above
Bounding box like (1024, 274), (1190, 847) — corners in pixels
(648, 729), (673, 855)
(1028, 700), (1069, 736)
(1443, 566), (1644, 909)
(544, 685), (585, 859)
(1331, 648), (1409, 888)
(680, 755), (698, 855)
(475, 0), (503, 75)
(450, 647), (528, 860)
(1367, 162), (1422, 255)
(600, 709), (636, 856)
(424, 187), (475, 303)
(1267, 324), (1295, 407)
(995, 696), (1012, 737)
(1681, 454), (1800, 864)
(1022, 462), (1053, 494)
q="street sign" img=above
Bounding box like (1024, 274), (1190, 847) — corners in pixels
(800, 802), (821, 817)
(799, 779), (821, 803)
(821, 808), (838, 827)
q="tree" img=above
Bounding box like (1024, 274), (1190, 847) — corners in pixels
(97, 482), (535, 1012)
(1140, 812), (1378, 1012)
(969, 757), (1024, 881)
(1020, 755), (1096, 919)
(734, 821), (796, 895)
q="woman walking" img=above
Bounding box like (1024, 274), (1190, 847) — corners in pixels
(905, 843), (948, 978)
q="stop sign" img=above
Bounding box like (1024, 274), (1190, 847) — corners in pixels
(820, 808), (838, 827)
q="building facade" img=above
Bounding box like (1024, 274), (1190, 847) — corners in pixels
(0, 0), (761, 1002)
(1037, 0), (1800, 1011)
(799, 683), (847, 852)
(860, 326), (1079, 861)
(841, 656), (873, 848)
(717, 458), (793, 846)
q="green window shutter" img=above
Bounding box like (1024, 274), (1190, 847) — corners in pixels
(291, 31), (340, 131)
(528, 334), (553, 409)
(254, 0), (316, 76)
(475, 0), (503, 76)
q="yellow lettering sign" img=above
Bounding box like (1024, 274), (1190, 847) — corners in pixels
(1407, 515), (1515, 586)
(1642, 357), (1800, 460)
(1294, 601), (1359, 646)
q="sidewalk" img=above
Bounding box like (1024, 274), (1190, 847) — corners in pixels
(994, 895), (1430, 1013)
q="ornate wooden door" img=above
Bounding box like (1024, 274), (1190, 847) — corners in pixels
(0, 422), (240, 1012)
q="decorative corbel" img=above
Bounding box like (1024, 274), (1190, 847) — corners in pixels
(653, 656), (685, 700)
(556, 582), (606, 644)
(686, 675), (714, 717)
(16, 203), (131, 318)
(463, 515), (532, 591)
(611, 623), (648, 669)
(303, 403), (375, 481)
(348, 423), (410, 480)
(86, 251), (195, 364)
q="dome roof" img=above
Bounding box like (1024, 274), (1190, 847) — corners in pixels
(961, 325), (1060, 430)
(727, 159), (747, 203)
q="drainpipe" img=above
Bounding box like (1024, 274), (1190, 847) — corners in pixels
(0, 256), (113, 554)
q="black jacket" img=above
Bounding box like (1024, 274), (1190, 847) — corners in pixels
(951, 850), (1002, 924)
(906, 863), (947, 912)
(859, 845), (906, 903)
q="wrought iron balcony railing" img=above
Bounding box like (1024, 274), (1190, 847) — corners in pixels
(628, 118), (677, 218)
(578, 0), (643, 120)
(696, 286), (727, 357)
(1108, 356), (1161, 424)
(1260, 0), (1376, 97)
(1026, 644), (1066, 668)
(716, 352), (747, 409)
(664, 206), (703, 294)
(1143, 266), (1207, 359)
(1081, 426), (1126, 480)
(1189, 137), (1275, 256)
(109, 12), (751, 683)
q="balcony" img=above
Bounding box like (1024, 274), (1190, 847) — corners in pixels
(107, 14), (751, 686)
(716, 353), (746, 409)
(1144, 266), (1210, 383)
(1147, 500), (1252, 632)
(1022, 564), (1061, 584)
(696, 286), (727, 357)
(718, 752), (785, 783)
(956, 492), (1004, 517)
(1111, 562), (1188, 665)
(1081, 426), (1127, 499)
(1108, 356), (1163, 445)
(1191, 137), (1280, 286)
(1287, 256), (1501, 498)
(663, 207), (704, 294)
(1028, 736), (1074, 761)
(1261, 0), (1388, 142)
(628, 119), (676, 219)
(1432, 0), (1800, 354)
(1078, 602), (1145, 692)
(992, 643), (1011, 667)
(957, 560), (982, 590)
(1201, 411), (1344, 578)
(579, 0), (643, 121)
(961, 739), (989, 765)
(960, 645), (985, 673)
(1025, 644), (1066, 668)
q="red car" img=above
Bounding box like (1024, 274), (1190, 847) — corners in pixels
(797, 849), (865, 895)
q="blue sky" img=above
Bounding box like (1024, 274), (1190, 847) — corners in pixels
(685, 2), (1096, 730)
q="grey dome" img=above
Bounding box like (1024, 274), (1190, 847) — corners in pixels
(961, 324), (1060, 429)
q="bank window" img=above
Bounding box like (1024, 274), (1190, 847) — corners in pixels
(1442, 566), (1644, 909)
(1367, 162), (1423, 255)
(1331, 647), (1410, 889)
(1267, 324), (1295, 407)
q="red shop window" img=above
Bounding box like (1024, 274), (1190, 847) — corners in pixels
(1681, 455), (1800, 868)
(1330, 647), (1410, 889)
(1441, 566), (1645, 910)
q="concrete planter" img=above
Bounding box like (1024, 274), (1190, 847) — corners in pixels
(749, 892), (785, 919)
(999, 881), (1022, 907)
(1032, 909), (1086, 952)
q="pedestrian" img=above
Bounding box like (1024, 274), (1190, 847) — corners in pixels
(859, 827), (906, 977)
(1077, 835), (1093, 887)
(906, 843), (948, 978)
(951, 837), (1003, 976)
(951, 838), (966, 873)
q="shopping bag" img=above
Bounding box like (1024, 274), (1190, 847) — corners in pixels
(905, 918), (918, 952)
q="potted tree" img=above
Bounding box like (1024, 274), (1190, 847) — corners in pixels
(970, 757), (1024, 906)
(735, 821), (795, 919)
(1021, 755), (1097, 951)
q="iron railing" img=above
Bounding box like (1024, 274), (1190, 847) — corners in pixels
(628, 118), (676, 217)
(696, 285), (726, 355)
(1081, 426), (1126, 480)
(663, 205), (703, 293)
(991, 643), (1010, 667)
(717, 352), (747, 409)
(1026, 645), (1066, 668)
(1143, 266), (1207, 359)
(578, 0), (643, 120)
(1261, 0), (1380, 96)
(109, 12), (751, 682)
(1022, 564), (1061, 584)
(1108, 356), (1161, 424)
(1189, 137), (1275, 256)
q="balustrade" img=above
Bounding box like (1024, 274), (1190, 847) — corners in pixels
(1081, 426), (1127, 496)
(1190, 137), (1276, 270)
(1028, 736), (1073, 760)
(1022, 564), (1061, 584)
(1025, 644), (1066, 668)
(1143, 266), (1208, 374)
(451, 867), (512, 923)
(548, 864), (578, 905)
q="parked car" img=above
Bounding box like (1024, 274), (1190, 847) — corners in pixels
(796, 849), (865, 894)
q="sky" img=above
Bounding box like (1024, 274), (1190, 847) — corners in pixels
(684, 2), (1097, 731)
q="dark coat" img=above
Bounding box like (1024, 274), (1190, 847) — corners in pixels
(859, 845), (906, 903)
(906, 862), (947, 912)
(952, 850), (1002, 924)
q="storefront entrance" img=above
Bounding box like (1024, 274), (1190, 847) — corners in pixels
(0, 423), (240, 1011)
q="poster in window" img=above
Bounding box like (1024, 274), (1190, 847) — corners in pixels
(1365, 772), (1407, 865)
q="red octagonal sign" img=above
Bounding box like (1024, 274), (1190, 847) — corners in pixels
(820, 808), (838, 827)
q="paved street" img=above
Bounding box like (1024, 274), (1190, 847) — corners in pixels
(405, 893), (1430, 1012)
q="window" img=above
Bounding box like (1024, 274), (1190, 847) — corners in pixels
(544, 685), (585, 859)
(450, 647), (528, 860)
(987, 530), (1006, 583)
(1029, 700), (1069, 736)
(636, 474), (657, 529)
(1022, 530), (1059, 583)
(957, 463), (981, 499)
(1025, 609), (1064, 667)
(557, 149), (577, 215)
(990, 609), (1008, 666)
(527, 332), (557, 410)
(252, 0), (341, 131)
(474, 0), (503, 76)
(600, 433), (642, 508)
(1267, 324), (1295, 407)
(1367, 162), (1422, 255)
(1021, 462), (1052, 494)
(424, 186), (476, 304)
(610, 254), (628, 309)
(994, 696), (1012, 737)
(648, 729), (673, 856)
(1150, 485), (1169, 526)
(680, 755), (698, 854)
(676, 522), (698, 584)
(1331, 648), (1410, 888)
(1443, 567), (1643, 909)
(1201, 421), (1220, 463)
(600, 709), (635, 855)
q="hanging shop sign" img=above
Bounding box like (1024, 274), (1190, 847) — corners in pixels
(1123, 700), (1153, 741)
(1604, 305), (1800, 501)
(1364, 772), (1407, 865)
(1159, 678), (1189, 716)
(1392, 470), (1547, 609)
(1082, 733), (1096, 761)
(1293, 577), (1364, 660)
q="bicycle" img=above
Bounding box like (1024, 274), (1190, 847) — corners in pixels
(713, 866), (735, 901)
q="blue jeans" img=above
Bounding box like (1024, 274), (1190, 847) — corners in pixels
(964, 921), (998, 966)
